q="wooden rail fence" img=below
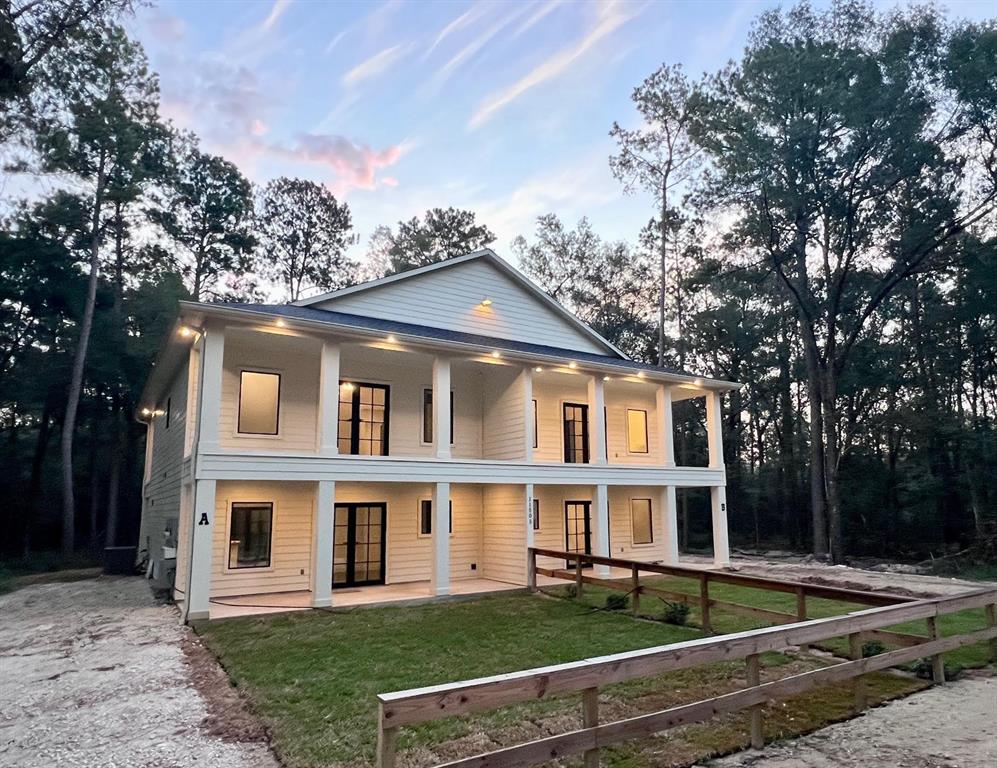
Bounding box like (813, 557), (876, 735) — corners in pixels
(376, 553), (997, 768)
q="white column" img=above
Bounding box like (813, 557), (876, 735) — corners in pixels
(522, 367), (534, 462)
(706, 390), (724, 469)
(588, 375), (606, 464)
(592, 484), (610, 577)
(185, 479), (216, 622)
(431, 482), (450, 595)
(711, 485), (731, 567)
(197, 326), (225, 452)
(433, 357), (451, 460)
(312, 480), (335, 608)
(318, 342), (341, 455)
(660, 485), (679, 565)
(656, 384), (675, 467)
(524, 483), (535, 584)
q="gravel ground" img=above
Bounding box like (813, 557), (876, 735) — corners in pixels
(0, 577), (278, 768)
(705, 676), (997, 768)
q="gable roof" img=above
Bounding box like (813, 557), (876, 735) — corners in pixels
(294, 249), (628, 359)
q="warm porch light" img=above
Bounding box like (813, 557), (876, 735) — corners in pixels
(491, 350), (501, 358)
(141, 408), (151, 416)
(178, 326), (193, 338)
(603, 375), (611, 381)
(568, 362), (578, 369)
(480, 298), (493, 306)
(341, 382), (355, 391)
(275, 318), (286, 327)
(386, 334), (397, 343)
(534, 366), (543, 372)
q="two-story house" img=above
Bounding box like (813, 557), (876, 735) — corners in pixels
(137, 249), (739, 621)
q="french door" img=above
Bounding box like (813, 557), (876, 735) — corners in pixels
(338, 382), (389, 455)
(332, 503), (387, 588)
(563, 403), (590, 463)
(564, 501), (592, 569)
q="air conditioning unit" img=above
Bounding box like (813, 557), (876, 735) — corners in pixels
(150, 545), (177, 590)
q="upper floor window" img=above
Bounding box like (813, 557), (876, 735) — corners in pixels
(238, 371), (280, 435)
(228, 502), (273, 568)
(422, 389), (454, 445)
(563, 403), (590, 463)
(418, 498), (453, 536)
(626, 409), (648, 454)
(339, 382), (389, 455)
(532, 399), (538, 448)
(630, 498), (653, 545)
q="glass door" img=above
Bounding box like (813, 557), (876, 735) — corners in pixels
(562, 403), (590, 463)
(338, 383), (390, 455)
(333, 503), (387, 588)
(564, 500), (592, 568)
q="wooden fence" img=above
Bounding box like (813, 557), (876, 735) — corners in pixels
(376, 553), (997, 768)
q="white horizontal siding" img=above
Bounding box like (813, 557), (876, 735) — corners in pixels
(608, 486), (667, 561)
(313, 258), (609, 354)
(482, 367), (526, 460)
(481, 485), (527, 584)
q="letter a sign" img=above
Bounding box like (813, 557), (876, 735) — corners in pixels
(198, 512), (210, 526)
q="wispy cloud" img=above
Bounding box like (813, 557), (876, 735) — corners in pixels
(468, 1), (640, 129)
(423, 6), (485, 59)
(512, 0), (564, 38)
(426, 6), (530, 92)
(342, 43), (411, 87)
(262, 0), (294, 31)
(271, 133), (410, 194)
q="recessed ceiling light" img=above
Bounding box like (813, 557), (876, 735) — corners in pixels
(637, 371), (645, 378)
(386, 334), (397, 343)
(491, 350), (501, 358)
(275, 319), (286, 328)
(481, 298), (493, 306)
(341, 382), (355, 391)
(603, 375), (611, 381)
(179, 326), (193, 337)
(534, 366), (543, 372)
(568, 362), (578, 369)
(141, 408), (151, 416)
(695, 378), (703, 386)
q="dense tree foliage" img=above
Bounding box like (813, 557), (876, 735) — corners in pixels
(372, 207), (496, 276)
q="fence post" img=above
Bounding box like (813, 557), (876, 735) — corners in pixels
(528, 548), (537, 592)
(796, 586), (809, 652)
(745, 653), (763, 749)
(582, 687), (600, 768)
(699, 573), (712, 634)
(985, 603), (996, 662)
(576, 554), (584, 595)
(848, 632), (867, 712)
(631, 565), (641, 616)
(926, 616), (945, 683)
(376, 702), (397, 768)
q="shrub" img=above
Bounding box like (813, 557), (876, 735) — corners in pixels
(862, 640), (887, 658)
(564, 584), (578, 599)
(605, 594), (629, 611)
(662, 601), (691, 626)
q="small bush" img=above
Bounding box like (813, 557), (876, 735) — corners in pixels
(912, 658), (961, 681)
(605, 594), (629, 611)
(662, 601), (691, 626)
(862, 640), (887, 658)
(564, 584), (578, 599)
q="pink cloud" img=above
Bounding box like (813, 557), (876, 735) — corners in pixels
(272, 133), (406, 193)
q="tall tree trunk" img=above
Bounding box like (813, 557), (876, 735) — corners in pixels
(24, 400), (53, 558)
(657, 176), (668, 366)
(821, 374), (844, 562)
(61, 155), (106, 558)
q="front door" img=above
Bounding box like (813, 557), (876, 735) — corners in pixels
(564, 500), (592, 568)
(563, 403), (590, 463)
(333, 503), (387, 588)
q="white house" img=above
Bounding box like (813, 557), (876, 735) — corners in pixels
(136, 250), (739, 621)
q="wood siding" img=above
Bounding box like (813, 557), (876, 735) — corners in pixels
(482, 367), (526, 460)
(482, 485), (527, 585)
(312, 258), (610, 354)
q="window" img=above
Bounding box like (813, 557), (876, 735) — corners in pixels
(627, 409), (649, 454)
(630, 498), (653, 545)
(422, 389), (454, 445)
(165, 397), (172, 429)
(562, 403), (590, 463)
(338, 382), (389, 455)
(532, 498), (540, 531)
(532, 399), (538, 448)
(238, 371), (280, 435)
(228, 502), (273, 568)
(418, 498), (453, 536)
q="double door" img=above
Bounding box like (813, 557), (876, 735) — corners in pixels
(333, 503), (386, 587)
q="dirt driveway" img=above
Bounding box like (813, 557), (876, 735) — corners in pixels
(0, 577), (277, 768)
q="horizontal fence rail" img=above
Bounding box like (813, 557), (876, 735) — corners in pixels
(377, 553), (997, 768)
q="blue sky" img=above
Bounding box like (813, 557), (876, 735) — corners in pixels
(130, 0), (994, 264)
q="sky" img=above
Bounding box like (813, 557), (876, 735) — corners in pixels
(129, 0), (995, 265)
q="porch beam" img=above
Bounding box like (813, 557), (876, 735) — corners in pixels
(433, 357), (452, 460)
(312, 480), (335, 607)
(656, 384), (675, 467)
(185, 478), (216, 622)
(588, 376), (607, 465)
(318, 342), (341, 456)
(431, 482), (451, 595)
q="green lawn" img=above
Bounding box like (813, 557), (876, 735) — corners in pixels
(199, 581), (994, 768)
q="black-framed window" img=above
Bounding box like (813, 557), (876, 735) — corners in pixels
(532, 498), (540, 531)
(627, 409), (649, 454)
(532, 399), (538, 448)
(422, 389), (454, 445)
(165, 397), (172, 429)
(631, 498), (653, 545)
(238, 371), (280, 435)
(563, 403), (590, 463)
(228, 502), (273, 568)
(338, 382), (389, 455)
(419, 498), (453, 536)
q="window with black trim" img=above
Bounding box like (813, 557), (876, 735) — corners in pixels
(532, 498), (540, 530)
(418, 498), (453, 536)
(630, 498), (653, 545)
(338, 382), (389, 455)
(422, 389), (454, 445)
(532, 399), (538, 448)
(238, 371), (280, 435)
(228, 502), (273, 568)
(627, 408), (649, 453)
(165, 397), (172, 429)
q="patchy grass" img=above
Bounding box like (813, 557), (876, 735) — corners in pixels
(0, 552), (102, 594)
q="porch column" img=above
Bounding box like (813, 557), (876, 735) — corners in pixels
(522, 367), (534, 462)
(312, 480), (335, 608)
(656, 384), (675, 467)
(711, 485), (731, 567)
(197, 325), (225, 452)
(318, 342), (341, 455)
(433, 357), (451, 460)
(588, 375), (606, 464)
(660, 485), (679, 565)
(706, 390), (724, 469)
(185, 479), (216, 622)
(593, 484), (610, 577)
(431, 482), (450, 595)
(524, 483), (535, 585)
